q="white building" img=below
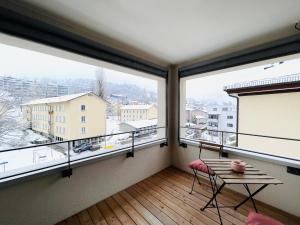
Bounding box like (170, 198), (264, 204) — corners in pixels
(185, 106), (207, 124)
(207, 105), (236, 136)
(119, 119), (157, 137)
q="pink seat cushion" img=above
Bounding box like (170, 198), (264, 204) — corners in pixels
(246, 212), (284, 225)
(189, 159), (215, 175)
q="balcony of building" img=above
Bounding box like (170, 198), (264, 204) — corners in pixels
(56, 167), (299, 225)
(0, 1), (300, 225)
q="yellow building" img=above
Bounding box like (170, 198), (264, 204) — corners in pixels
(225, 77), (300, 159)
(21, 92), (107, 142)
(120, 104), (157, 122)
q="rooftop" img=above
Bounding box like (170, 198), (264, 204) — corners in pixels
(21, 92), (98, 105)
(224, 73), (300, 95)
(122, 119), (157, 129)
(120, 104), (154, 110)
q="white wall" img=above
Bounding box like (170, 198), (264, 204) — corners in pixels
(0, 146), (171, 225)
(172, 145), (300, 217)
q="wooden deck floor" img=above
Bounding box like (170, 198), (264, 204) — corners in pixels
(57, 167), (300, 225)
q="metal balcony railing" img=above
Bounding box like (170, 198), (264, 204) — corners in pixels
(0, 126), (167, 182)
(223, 73), (300, 91)
(180, 126), (300, 163)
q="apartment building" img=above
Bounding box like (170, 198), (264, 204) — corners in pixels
(207, 105), (236, 136)
(120, 104), (157, 122)
(225, 75), (300, 158)
(0, 76), (69, 102)
(21, 92), (107, 142)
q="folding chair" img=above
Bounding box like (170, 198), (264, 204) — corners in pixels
(188, 140), (223, 194)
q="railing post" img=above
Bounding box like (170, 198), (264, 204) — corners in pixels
(220, 131), (224, 158)
(127, 131), (135, 157)
(62, 141), (72, 177)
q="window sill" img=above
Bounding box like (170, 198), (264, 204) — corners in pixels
(0, 138), (167, 188)
(180, 139), (300, 169)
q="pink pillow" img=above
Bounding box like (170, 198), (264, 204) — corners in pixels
(189, 159), (215, 175)
(247, 212), (284, 225)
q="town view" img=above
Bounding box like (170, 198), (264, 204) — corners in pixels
(1, 41), (300, 175)
(0, 43), (161, 175)
(182, 56), (300, 160)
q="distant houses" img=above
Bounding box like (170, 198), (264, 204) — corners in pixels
(185, 107), (208, 128)
(119, 119), (157, 137)
(21, 92), (107, 143)
(120, 104), (157, 122)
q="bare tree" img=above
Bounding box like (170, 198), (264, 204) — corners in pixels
(0, 91), (24, 143)
(95, 67), (106, 98)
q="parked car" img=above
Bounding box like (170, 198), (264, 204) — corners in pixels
(91, 143), (102, 151)
(73, 143), (92, 153)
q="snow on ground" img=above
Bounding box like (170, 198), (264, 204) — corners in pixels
(0, 129), (65, 176)
(105, 118), (130, 146)
(0, 145), (65, 175)
(0, 117), (163, 177)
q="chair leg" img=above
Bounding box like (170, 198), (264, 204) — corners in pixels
(190, 169), (197, 194)
(195, 171), (201, 185)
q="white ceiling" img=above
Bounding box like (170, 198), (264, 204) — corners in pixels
(9, 0), (300, 65)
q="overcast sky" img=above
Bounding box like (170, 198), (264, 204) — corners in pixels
(1, 43), (300, 101)
(186, 56), (300, 102)
(0, 43), (157, 91)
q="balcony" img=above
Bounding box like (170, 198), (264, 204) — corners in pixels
(56, 167), (299, 225)
(1, 1), (300, 225)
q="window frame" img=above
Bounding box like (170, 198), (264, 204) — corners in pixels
(179, 53), (300, 166)
(0, 23), (168, 185)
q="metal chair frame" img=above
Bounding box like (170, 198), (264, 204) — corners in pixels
(190, 141), (223, 194)
(189, 140), (224, 224)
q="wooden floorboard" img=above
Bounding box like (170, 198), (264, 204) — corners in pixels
(57, 167), (300, 225)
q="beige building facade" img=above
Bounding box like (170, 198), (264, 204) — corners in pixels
(21, 92), (107, 142)
(225, 79), (300, 159)
(120, 104), (157, 122)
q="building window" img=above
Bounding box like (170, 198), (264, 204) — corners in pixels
(213, 108), (217, 111)
(222, 107), (228, 111)
(81, 105), (86, 111)
(81, 116), (86, 123)
(208, 114), (218, 119)
(227, 123), (233, 128)
(227, 115), (233, 119)
(81, 127), (86, 134)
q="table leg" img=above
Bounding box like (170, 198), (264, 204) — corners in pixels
(201, 181), (226, 224)
(243, 184), (258, 212)
(234, 184), (268, 211)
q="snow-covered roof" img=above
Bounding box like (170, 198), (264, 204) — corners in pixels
(224, 73), (300, 93)
(185, 107), (194, 111)
(22, 92), (103, 105)
(185, 122), (197, 127)
(122, 119), (157, 129)
(120, 104), (153, 110)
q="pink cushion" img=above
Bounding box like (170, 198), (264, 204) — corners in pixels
(189, 160), (215, 175)
(246, 212), (284, 225)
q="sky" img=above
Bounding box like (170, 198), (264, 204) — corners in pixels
(0, 43), (157, 91)
(186, 56), (300, 102)
(1, 42), (300, 101)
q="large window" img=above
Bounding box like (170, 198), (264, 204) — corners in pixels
(0, 34), (166, 178)
(180, 54), (300, 160)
